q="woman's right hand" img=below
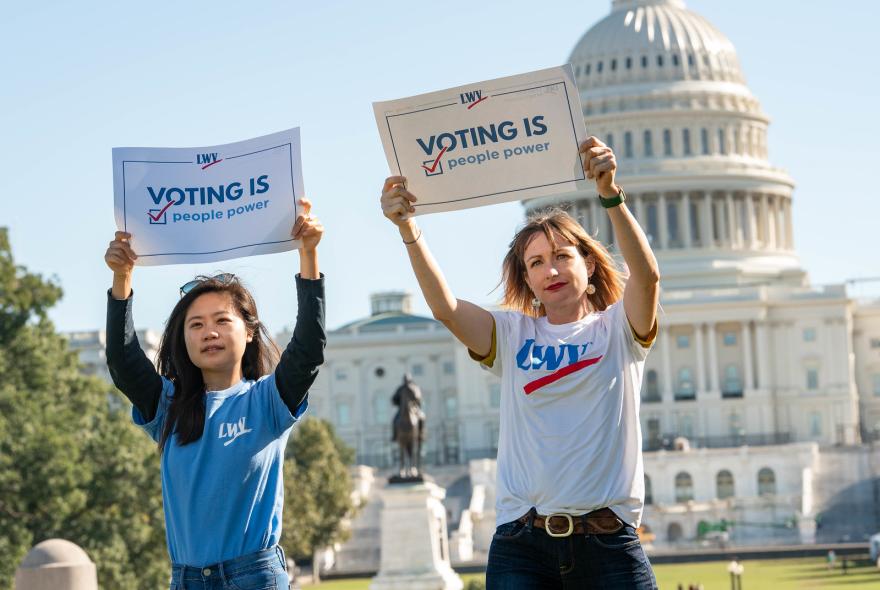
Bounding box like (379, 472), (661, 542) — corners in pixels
(380, 176), (417, 228)
(104, 231), (137, 276)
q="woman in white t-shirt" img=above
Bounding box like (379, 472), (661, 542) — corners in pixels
(380, 136), (659, 589)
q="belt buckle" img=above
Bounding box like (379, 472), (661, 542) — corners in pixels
(545, 513), (574, 538)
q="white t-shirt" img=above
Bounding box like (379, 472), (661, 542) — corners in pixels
(476, 300), (653, 528)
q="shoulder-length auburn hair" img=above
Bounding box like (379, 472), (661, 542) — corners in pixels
(156, 276), (279, 452)
(501, 208), (624, 317)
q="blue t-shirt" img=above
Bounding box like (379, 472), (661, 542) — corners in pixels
(133, 374), (307, 566)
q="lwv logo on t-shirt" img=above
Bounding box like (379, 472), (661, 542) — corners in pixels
(218, 417), (253, 447)
(515, 340), (603, 395)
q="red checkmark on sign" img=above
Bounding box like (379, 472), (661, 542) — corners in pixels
(148, 200), (175, 222)
(421, 146), (448, 173)
(201, 158), (223, 170)
(467, 96), (488, 109)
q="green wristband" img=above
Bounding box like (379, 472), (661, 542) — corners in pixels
(598, 186), (626, 209)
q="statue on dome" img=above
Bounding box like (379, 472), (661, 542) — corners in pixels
(390, 374), (426, 482)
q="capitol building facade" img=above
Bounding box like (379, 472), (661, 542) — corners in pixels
(291, 0), (880, 558)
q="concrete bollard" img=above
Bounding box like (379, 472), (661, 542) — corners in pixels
(14, 539), (97, 590)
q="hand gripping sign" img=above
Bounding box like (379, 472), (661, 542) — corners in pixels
(112, 128), (304, 266)
(373, 65), (589, 215)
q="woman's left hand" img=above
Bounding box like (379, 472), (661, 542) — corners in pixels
(579, 136), (619, 197)
(292, 198), (323, 252)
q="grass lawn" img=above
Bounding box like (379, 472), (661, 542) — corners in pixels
(304, 558), (880, 589)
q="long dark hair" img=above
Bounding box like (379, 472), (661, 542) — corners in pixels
(156, 276), (279, 451)
(501, 208), (624, 317)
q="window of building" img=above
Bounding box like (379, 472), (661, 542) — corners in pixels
(809, 411), (822, 437)
(443, 361), (455, 375)
(657, 55), (664, 67)
(667, 522), (683, 542)
(681, 414), (695, 438)
(806, 368), (819, 391)
(667, 201), (680, 245)
(611, 58), (617, 71)
(676, 367), (695, 398)
(646, 417), (661, 449)
(374, 367), (385, 378)
(757, 467), (776, 495)
(663, 129), (672, 156)
(723, 332), (737, 346)
(803, 328), (816, 342)
(716, 470), (735, 499)
(445, 394), (458, 419)
(871, 338), (880, 349)
(412, 363), (424, 376)
(646, 201), (659, 245)
(624, 131), (634, 158)
(677, 334), (690, 348)
(701, 128), (710, 155)
(687, 53), (694, 66)
(723, 365), (742, 397)
(335, 368), (347, 381)
(597, 61), (604, 73)
(728, 412), (742, 437)
(626, 56), (633, 69)
(337, 402), (351, 426)
(606, 133), (614, 151)
(489, 382), (501, 408)
(675, 472), (694, 503)
(672, 54), (680, 66)
(644, 369), (660, 402)
(586, 64), (591, 76)
(645, 475), (653, 505)
(575, 65), (581, 77)
(718, 128), (727, 155)
(683, 129), (692, 155)
(373, 395), (389, 423)
(641, 55), (648, 68)
(644, 130), (654, 157)
(490, 423), (500, 454)
(873, 374), (880, 396)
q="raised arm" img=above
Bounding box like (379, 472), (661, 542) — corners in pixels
(380, 176), (494, 357)
(104, 231), (163, 421)
(580, 137), (660, 338)
(274, 199), (326, 414)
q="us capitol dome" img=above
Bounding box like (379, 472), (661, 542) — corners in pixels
(526, 0), (802, 289)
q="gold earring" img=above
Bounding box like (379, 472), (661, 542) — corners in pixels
(586, 283), (596, 295)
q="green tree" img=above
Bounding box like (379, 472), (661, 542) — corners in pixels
(0, 228), (167, 589)
(281, 417), (357, 581)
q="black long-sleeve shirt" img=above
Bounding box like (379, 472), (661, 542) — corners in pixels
(105, 274), (326, 422)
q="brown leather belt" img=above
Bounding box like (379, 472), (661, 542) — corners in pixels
(518, 507), (624, 537)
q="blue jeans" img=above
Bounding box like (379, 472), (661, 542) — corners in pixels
(169, 545), (289, 590)
(486, 515), (657, 589)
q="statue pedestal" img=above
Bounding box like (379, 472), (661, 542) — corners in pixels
(370, 481), (463, 590)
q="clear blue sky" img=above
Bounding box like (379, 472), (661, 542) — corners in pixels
(3, 0), (877, 336)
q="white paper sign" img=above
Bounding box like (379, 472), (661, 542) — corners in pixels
(373, 65), (588, 215)
(112, 128), (304, 266)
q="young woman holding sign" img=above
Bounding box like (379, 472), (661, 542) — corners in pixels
(381, 137), (659, 589)
(104, 198), (324, 590)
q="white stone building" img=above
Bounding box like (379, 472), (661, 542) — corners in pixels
(280, 292), (503, 470)
(310, 0), (880, 558)
(66, 329), (161, 383)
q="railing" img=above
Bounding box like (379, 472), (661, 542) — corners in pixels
(644, 432), (792, 451)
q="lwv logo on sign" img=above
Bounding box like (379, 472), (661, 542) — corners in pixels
(459, 89), (487, 109)
(196, 152), (223, 169)
(219, 417), (252, 446)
